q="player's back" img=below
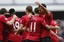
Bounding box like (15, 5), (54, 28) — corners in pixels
(8, 16), (22, 34)
(8, 16), (22, 42)
(21, 15), (30, 41)
(0, 15), (8, 40)
(26, 16), (42, 41)
(21, 15), (29, 26)
(29, 16), (41, 35)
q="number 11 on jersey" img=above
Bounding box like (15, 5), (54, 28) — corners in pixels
(30, 22), (36, 32)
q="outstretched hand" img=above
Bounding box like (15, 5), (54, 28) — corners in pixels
(35, 2), (41, 5)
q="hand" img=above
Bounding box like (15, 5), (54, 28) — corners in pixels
(58, 37), (63, 41)
(13, 15), (17, 19)
(14, 29), (18, 32)
(14, 29), (19, 35)
(27, 28), (29, 32)
(35, 2), (41, 5)
(23, 27), (26, 30)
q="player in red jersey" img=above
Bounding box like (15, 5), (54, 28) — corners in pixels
(7, 8), (23, 42)
(0, 8), (17, 42)
(27, 8), (41, 42)
(35, 2), (58, 42)
(0, 8), (11, 42)
(50, 19), (63, 42)
(26, 7), (59, 42)
(21, 6), (33, 42)
(26, 7), (47, 42)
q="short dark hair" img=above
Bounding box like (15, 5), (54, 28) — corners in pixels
(39, 4), (47, 8)
(26, 6), (33, 13)
(9, 8), (15, 14)
(34, 7), (39, 14)
(0, 8), (7, 14)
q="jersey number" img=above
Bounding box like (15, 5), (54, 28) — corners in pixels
(30, 22), (36, 32)
(13, 21), (20, 29)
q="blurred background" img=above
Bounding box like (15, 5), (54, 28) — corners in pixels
(0, 0), (64, 40)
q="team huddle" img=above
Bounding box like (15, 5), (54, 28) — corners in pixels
(0, 2), (63, 42)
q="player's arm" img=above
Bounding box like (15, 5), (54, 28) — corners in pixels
(45, 25), (60, 29)
(50, 30), (63, 40)
(14, 24), (29, 35)
(41, 19), (59, 29)
(35, 2), (50, 16)
(14, 24), (24, 35)
(6, 15), (17, 25)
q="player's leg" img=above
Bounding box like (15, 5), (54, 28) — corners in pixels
(26, 39), (33, 42)
(7, 40), (13, 42)
(40, 36), (52, 42)
(26, 39), (39, 42)
(0, 40), (3, 42)
(22, 40), (26, 42)
(46, 36), (52, 42)
(40, 37), (47, 42)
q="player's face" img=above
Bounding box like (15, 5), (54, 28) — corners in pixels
(38, 7), (45, 14)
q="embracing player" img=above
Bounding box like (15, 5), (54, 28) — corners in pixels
(7, 8), (23, 42)
(0, 8), (17, 42)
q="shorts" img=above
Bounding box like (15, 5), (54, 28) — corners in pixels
(40, 36), (52, 42)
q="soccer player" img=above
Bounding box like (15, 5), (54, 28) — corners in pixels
(50, 19), (63, 42)
(0, 8), (11, 42)
(26, 7), (46, 42)
(21, 6), (33, 42)
(0, 8), (17, 42)
(35, 2), (57, 42)
(26, 7), (59, 42)
(7, 8), (23, 42)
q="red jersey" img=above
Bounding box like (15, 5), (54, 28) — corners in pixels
(26, 16), (46, 41)
(40, 12), (53, 38)
(51, 20), (59, 42)
(0, 15), (8, 40)
(8, 16), (22, 42)
(21, 15), (30, 40)
(44, 12), (53, 25)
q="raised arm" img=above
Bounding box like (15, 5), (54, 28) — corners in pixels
(35, 2), (50, 16)
(6, 15), (17, 25)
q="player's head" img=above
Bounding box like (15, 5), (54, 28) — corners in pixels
(55, 19), (62, 27)
(0, 8), (7, 15)
(26, 6), (33, 13)
(38, 4), (47, 14)
(5, 13), (10, 18)
(9, 8), (15, 15)
(34, 7), (39, 14)
(39, 4), (47, 8)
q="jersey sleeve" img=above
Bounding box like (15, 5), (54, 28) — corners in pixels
(0, 16), (8, 23)
(40, 19), (47, 26)
(49, 12), (53, 20)
(53, 21), (57, 26)
(21, 16), (26, 26)
(19, 19), (22, 24)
